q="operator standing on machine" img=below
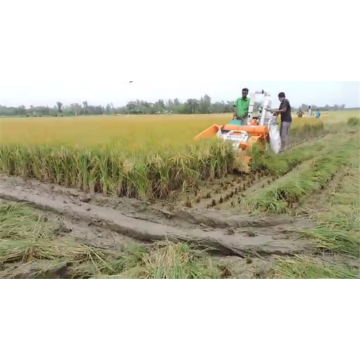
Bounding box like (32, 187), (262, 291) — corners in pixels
(231, 88), (250, 125)
(273, 92), (292, 152)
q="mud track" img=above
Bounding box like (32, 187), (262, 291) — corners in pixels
(0, 174), (314, 258)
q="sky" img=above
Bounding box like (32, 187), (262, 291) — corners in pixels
(1, 81), (359, 108)
(1, 0), (359, 108)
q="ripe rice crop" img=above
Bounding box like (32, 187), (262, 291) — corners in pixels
(0, 114), (324, 200)
(1, 113), (358, 280)
(0, 140), (237, 199)
(0, 114), (323, 147)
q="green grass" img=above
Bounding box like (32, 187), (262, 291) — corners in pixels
(250, 131), (330, 176)
(271, 255), (358, 279)
(244, 134), (359, 214)
(246, 124), (360, 268)
(250, 116), (358, 177)
(299, 164), (360, 257)
(270, 146), (360, 278)
(347, 116), (360, 127)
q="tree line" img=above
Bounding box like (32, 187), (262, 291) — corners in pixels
(298, 104), (347, 112)
(0, 95), (354, 117)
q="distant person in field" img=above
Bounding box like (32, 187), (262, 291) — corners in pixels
(273, 92), (292, 152)
(230, 88), (250, 125)
(297, 109), (304, 118)
(308, 106), (312, 117)
(316, 109), (321, 118)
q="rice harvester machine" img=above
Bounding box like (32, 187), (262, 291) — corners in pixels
(194, 90), (281, 172)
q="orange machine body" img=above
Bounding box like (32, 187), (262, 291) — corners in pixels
(194, 122), (270, 172)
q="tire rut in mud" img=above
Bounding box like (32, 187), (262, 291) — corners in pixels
(0, 174), (307, 229)
(0, 176), (314, 258)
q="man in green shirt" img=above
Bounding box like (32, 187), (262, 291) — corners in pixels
(230, 88), (250, 125)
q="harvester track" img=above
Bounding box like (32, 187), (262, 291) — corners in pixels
(175, 132), (330, 210)
(0, 174), (314, 260)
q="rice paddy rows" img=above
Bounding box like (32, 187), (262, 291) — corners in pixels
(243, 133), (359, 213)
(174, 131), (337, 210)
(0, 113), (359, 279)
(0, 116), (325, 201)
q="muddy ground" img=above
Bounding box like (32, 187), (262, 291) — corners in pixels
(0, 173), (319, 279)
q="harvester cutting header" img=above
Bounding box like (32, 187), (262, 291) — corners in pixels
(194, 90), (282, 172)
